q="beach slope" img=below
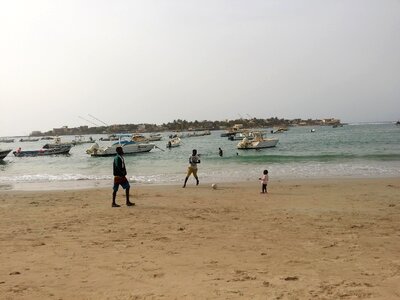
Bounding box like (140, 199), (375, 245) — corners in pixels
(0, 178), (399, 299)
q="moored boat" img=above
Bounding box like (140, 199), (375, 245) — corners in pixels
(72, 135), (95, 145)
(43, 137), (74, 149)
(271, 127), (288, 134)
(13, 145), (72, 157)
(166, 136), (181, 148)
(0, 138), (14, 143)
(228, 131), (255, 141)
(237, 132), (279, 149)
(86, 134), (155, 157)
(132, 134), (149, 143)
(0, 149), (12, 160)
(19, 138), (40, 142)
(148, 133), (163, 141)
(99, 134), (119, 141)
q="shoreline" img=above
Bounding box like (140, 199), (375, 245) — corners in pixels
(1, 174), (399, 191)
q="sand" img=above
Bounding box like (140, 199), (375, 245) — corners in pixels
(0, 178), (399, 299)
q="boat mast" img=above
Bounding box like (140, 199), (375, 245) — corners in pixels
(88, 114), (109, 127)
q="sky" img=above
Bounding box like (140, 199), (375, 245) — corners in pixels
(0, 0), (399, 136)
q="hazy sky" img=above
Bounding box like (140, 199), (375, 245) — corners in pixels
(1, 0), (399, 136)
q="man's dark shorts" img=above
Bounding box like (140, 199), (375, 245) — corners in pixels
(113, 176), (130, 192)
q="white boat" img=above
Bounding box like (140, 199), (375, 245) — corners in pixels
(166, 137), (181, 148)
(237, 132), (278, 149)
(99, 134), (119, 141)
(43, 137), (74, 149)
(183, 130), (211, 138)
(228, 131), (255, 141)
(72, 135), (95, 145)
(19, 138), (40, 142)
(132, 134), (149, 143)
(86, 134), (155, 157)
(148, 133), (163, 141)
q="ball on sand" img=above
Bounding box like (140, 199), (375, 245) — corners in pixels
(211, 183), (217, 189)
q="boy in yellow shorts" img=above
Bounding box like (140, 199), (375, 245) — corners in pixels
(183, 149), (201, 188)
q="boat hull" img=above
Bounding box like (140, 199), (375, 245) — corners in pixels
(43, 142), (74, 149)
(13, 146), (72, 157)
(88, 142), (155, 157)
(166, 137), (181, 148)
(0, 149), (12, 160)
(237, 138), (279, 149)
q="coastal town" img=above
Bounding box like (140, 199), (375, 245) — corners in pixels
(29, 117), (342, 137)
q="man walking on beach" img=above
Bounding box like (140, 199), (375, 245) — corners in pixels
(183, 149), (201, 188)
(112, 146), (135, 207)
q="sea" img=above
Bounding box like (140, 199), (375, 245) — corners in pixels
(1, 123), (399, 190)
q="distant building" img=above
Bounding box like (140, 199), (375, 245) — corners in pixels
(52, 126), (70, 135)
(30, 130), (43, 136)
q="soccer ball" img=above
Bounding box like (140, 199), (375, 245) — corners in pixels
(211, 183), (217, 189)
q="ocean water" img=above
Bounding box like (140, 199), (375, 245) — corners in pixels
(1, 123), (399, 190)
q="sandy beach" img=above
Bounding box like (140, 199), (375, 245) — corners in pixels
(0, 178), (399, 299)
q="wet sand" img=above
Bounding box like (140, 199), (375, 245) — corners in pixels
(0, 178), (399, 299)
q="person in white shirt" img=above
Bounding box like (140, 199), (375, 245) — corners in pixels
(259, 169), (269, 194)
(183, 149), (201, 188)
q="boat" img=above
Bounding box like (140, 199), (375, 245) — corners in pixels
(396, 121), (400, 126)
(43, 137), (74, 149)
(184, 130), (211, 137)
(228, 131), (255, 141)
(0, 138), (14, 143)
(86, 134), (155, 157)
(166, 136), (181, 148)
(271, 127), (288, 134)
(148, 133), (163, 141)
(19, 138), (40, 142)
(72, 135), (95, 145)
(221, 124), (244, 137)
(99, 134), (119, 141)
(237, 132), (279, 149)
(131, 134), (149, 143)
(13, 145), (72, 157)
(0, 149), (12, 160)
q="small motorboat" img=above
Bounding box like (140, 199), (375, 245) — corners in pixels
(19, 138), (40, 142)
(237, 132), (278, 150)
(148, 133), (163, 141)
(86, 134), (155, 157)
(0, 138), (14, 143)
(43, 137), (74, 149)
(131, 134), (149, 143)
(271, 127), (288, 134)
(166, 137), (181, 148)
(228, 131), (255, 141)
(72, 135), (95, 145)
(13, 145), (72, 157)
(99, 134), (119, 141)
(0, 149), (12, 160)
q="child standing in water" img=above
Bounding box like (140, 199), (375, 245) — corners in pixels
(259, 169), (269, 194)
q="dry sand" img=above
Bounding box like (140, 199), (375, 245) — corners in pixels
(0, 178), (399, 299)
